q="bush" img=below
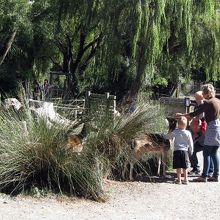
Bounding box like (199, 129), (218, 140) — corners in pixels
(0, 98), (167, 200)
(83, 98), (168, 180)
(0, 108), (104, 200)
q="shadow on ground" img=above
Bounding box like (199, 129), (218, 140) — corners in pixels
(111, 163), (202, 184)
(135, 172), (176, 183)
(130, 171), (202, 183)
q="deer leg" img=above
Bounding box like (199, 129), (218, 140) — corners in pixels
(122, 161), (128, 180)
(157, 155), (161, 176)
(129, 161), (134, 181)
(162, 151), (168, 177)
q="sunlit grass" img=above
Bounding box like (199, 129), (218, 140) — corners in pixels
(0, 98), (167, 200)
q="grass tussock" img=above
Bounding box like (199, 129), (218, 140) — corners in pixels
(0, 108), (103, 200)
(83, 99), (168, 180)
(0, 98), (167, 200)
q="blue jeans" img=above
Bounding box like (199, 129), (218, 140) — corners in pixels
(190, 142), (214, 173)
(202, 146), (220, 177)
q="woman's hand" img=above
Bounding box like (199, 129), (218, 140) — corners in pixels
(175, 112), (191, 120)
(175, 113), (183, 117)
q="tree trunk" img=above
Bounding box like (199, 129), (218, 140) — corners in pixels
(0, 31), (17, 65)
(130, 44), (147, 97)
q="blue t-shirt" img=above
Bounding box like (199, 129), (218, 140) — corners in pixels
(164, 128), (193, 154)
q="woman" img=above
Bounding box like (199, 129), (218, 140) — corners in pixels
(43, 79), (50, 100)
(33, 80), (42, 100)
(177, 84), (220, 182)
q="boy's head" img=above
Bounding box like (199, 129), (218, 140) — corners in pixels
(177, 116), (187, 129)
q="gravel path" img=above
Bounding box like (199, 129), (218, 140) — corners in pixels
(0, 153), (220, 220)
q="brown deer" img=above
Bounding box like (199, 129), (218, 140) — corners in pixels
(65, 133), (84, 153)
(122, 134), (171, 181)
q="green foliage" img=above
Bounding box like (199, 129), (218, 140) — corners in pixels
(0, 0), (33, 92)
(0, 0), (29, 30)
(0, 0), (219, 97)
(83, 96), (168, 179)
(0, 97), (167, 199)
(0, 108), (104, 200)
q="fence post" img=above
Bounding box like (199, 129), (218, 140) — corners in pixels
(184, 97), (191, 113)
(113, 95), (116, 119)
(85, 91), (91, 117)
(74, 110), (78, 120)
(105, 92), (110, 117)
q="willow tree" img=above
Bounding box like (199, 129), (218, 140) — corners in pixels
(30, 0), (104, 95)
(0, 0), (32, 92)
(0, 0), (218, 97)
(28, 0), (219, 98)
(95, 0), (220, 98)
(159, 0), (220, 84)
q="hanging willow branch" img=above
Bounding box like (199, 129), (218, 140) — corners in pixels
(96, 0), (219, 96)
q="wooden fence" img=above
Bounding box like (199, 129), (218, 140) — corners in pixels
(54, 99), (85, 120)
(30, 93), (195, 121)
(159, 97), (197, 115)
(85, 91), (116, 121)
(29, 91), (116, 122)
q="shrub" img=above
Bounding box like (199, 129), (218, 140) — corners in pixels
(0, 97), (167, 200)
(0, 108), (104, 200)
(83, 98), (168, 180)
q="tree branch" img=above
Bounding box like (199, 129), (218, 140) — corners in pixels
(49, 57), (63, 70)
(0, 30), (17, 65)
(71, 32), (86, 73)
(79, 34), (102, 74)
(83, 36), (100, 53)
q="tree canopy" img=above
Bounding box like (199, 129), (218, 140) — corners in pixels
(0, 0), (219, 98)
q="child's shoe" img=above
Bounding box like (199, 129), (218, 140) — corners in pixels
(174, 179), (182, 184)
(182, 180), (189, 185)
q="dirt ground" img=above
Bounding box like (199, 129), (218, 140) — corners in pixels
(0, 153), (220, 220)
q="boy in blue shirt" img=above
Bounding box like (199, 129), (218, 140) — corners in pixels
(164, 116), (193, 184)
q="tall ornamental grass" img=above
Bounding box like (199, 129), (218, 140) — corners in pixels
(0, 108), (103, 200)
(83, 99), (168, 180)
(0, 99), (167, 200)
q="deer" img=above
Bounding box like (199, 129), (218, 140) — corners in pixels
(122, 117), (176, 181)
(122, 134), (171, 180)
(65, 133), (84, 153)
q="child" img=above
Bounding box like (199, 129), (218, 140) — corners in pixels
(164, 116), (193, 184)
(189, 117), (207, 174)
(189, 117), (204, 141)
(43, 79), (50, 100)
(189, 91), (213, 175)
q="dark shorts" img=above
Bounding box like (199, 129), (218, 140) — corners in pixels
(173, 150), (190, 169)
